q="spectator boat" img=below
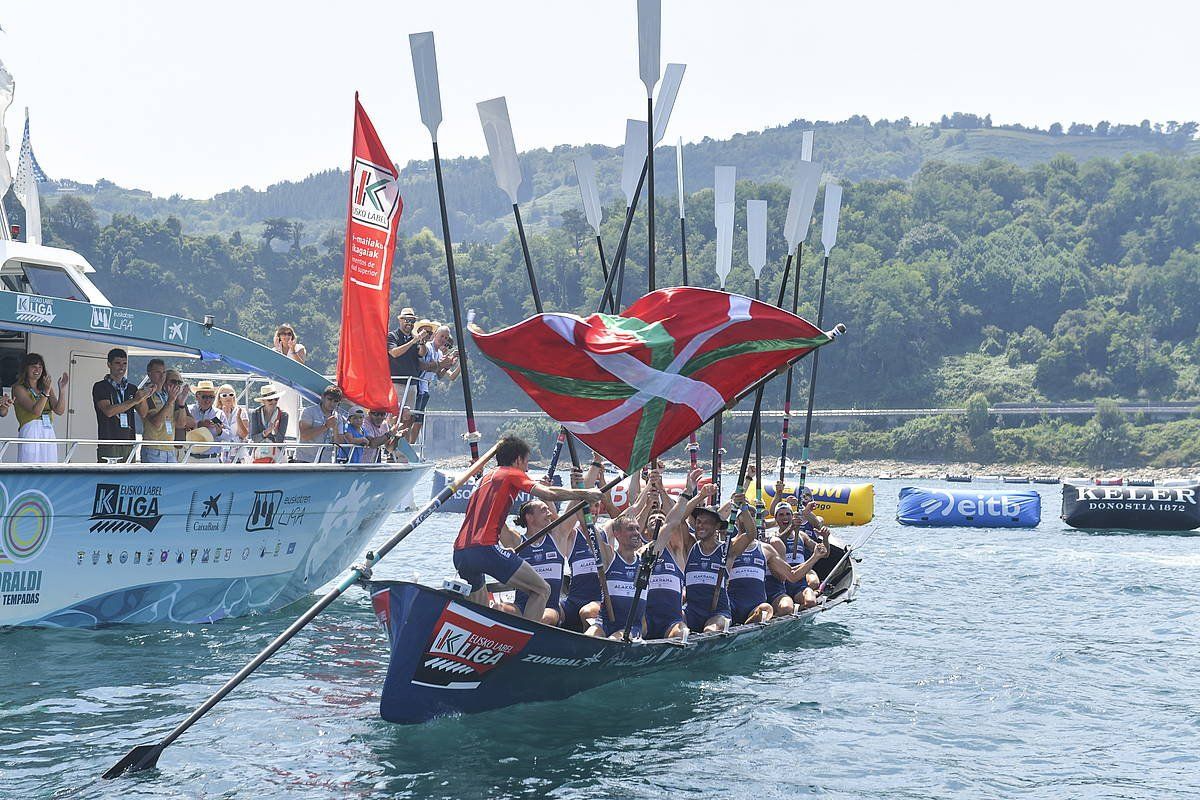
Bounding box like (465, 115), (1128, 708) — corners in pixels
(0, 238), (428, 627)
(365, 537), (857, 723)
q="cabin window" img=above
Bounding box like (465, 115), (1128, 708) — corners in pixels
(22, 264), (87, 301)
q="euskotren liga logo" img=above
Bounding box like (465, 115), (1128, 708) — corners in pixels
(350, 157), (400, 231)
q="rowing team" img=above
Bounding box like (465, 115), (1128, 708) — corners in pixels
(452, 435), (831, 640)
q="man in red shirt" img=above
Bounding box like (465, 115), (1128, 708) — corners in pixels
(454, 435), (603, 622)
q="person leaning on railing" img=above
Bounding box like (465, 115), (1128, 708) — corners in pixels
(12, 352), (69, 464)
(295, 385), (345, 464)
(214, 383), (249, 463)
(136, 361), (190, 464)
(92, 347), (153, 463)
(248, 384), (289, 463)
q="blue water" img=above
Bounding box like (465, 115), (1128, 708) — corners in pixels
(3, 475), (1199, 799)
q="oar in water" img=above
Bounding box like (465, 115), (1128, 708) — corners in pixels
(409, 32), (481, 459)
(101, 441), (502, 779)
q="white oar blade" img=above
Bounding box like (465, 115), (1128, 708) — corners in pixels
(822, 183), (843, 256)
(621, 118), (649, 207)
(477, 97), (522, 205)
(409, 32), (442, 140)
(653, 63), (686, 144)
(676, 137), (685, 219)
(573, 154), (603, 235)
(747, 199), (767, 277)
(714, 165), (736, 207)
(715, 202), (734, 288)
(637, 0), (662, 97)
(784, 160), (822, 254)
(801, 130), (814, 162)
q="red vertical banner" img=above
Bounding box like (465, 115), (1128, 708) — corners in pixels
(338, 94), (402, 411)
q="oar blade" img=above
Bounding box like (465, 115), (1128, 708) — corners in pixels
(822, 183), (842, 256)
(801, 129), (815, 162)
(573, 154), (603, 235)
(637, 0), (662, 97)
(784, 160), (822, 254)
(714, 165), (736, 288)
(408, 32), (443, 139)
(621, 118), (649, 207)
(477, 96), (522, 205)
(102, 743), (163, 779)
(747, 199), (767, 277)
(652, 63), (686, 144)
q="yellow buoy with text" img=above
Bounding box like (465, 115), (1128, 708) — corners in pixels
(747, 480), (875, 526)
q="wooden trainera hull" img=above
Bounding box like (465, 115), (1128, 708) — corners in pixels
(0, 462), (427, 627)
(367, 559), (858, 724)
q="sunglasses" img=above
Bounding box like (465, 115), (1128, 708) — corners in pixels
(167, 380), (183, 386)
(369, 412), (385, 417)
(218, 393), (235, 398)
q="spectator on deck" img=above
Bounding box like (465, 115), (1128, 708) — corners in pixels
(92, 347), (151, 463)
(339, 408), (370, 464)
(185, 380), (224, 462)
(214, 383), (249, 463)
(406, 322), (460, 444)
(362, 409), (398, 464)
(272, 324), (307, 364)
(387, 307), (427, 416)
(12, 353), (68, 463)
(295, 384), (345, 463)
(137, 364), (189, 463)
(248, 384), (289, 463)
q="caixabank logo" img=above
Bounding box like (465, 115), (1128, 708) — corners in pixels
(350, 157), (400, 232)
(411, 603), (534, 689)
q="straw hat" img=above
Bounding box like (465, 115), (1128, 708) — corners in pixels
(398, 307), (418, 320)
(193, 380), (217, 396)
(186, 426), (215, 455)
(413, 319), (437, 336)
(255, 384), (284, 402)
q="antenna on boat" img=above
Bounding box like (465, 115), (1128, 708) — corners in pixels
(410, 31), (482, 459)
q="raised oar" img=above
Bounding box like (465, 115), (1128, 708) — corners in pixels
(794, 183), (843, 502)
(777, 159), (824, 485)
(410, 32), (480, 459)
(746, 198), (768, 510)
(678, 139), (699, 470)
(478, 96), (541, 312)
(622, 515), (664, 642)
(615, 118), (649, 310)
(514, 321), (847, 554)
(573, 154), (616, 313)
(709, 166), (737, 502)
(638, 0), (661, 291)
(101, 440), (502, 779)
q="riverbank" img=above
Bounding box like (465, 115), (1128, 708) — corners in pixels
(430, 454), (1199, 483)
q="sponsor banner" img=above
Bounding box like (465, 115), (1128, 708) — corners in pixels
(1062, 483), (1200, 531)
(0, 568), (41, 606)
(89, 483), (163, 533)
(411, 602), (534, 689)
(897, 487), (1041, 528)
(0, 487), (54, 564)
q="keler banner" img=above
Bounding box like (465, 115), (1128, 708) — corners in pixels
(337, 93), (402, 412)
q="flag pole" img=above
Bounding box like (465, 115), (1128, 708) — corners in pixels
(410, 33), (480, 459)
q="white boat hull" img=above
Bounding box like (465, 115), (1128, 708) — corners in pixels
(0, 463), (428, 627)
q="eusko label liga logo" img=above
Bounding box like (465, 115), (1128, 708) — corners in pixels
(350, 157), (400, 231)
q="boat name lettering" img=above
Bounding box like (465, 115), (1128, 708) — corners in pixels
(411, 603), (534, 689)
(15, 295), (55, 324)
(89, 484), (164, 533)
(1074, 487), (1196, 503)
(1085, 501), (1187, 513)
(0, 569), (41, 606)
(520, 654), (587, 667)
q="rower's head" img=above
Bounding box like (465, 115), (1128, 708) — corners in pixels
(773, 502), (794, 529)
(611, 515), (644, 547)
(496, 435), (531, 470)
(515, 499), (553, 531)
(106, 348), (129, 382)
(690, 506), (722, 539)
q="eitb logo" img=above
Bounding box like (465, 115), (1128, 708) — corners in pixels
(350, 157), (400, 232)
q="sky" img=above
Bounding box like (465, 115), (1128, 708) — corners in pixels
(1, 0), (1196, 199)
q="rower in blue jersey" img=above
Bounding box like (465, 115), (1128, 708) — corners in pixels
(765, 485), (829, 613)
(586, 515), (651, 639)
(684, 503), (733, 634)
(723, 494), (830, 624)
(642, 473), (719, 640)
(509, 499), (572, 626)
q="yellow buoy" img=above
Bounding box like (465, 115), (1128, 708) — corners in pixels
(747, 480), (875, 526)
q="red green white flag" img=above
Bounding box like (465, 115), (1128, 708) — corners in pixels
(471, 287), (833, 473)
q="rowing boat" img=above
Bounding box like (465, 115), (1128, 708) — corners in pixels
(366, 538), (858, 723)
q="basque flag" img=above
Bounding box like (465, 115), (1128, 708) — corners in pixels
(472, 287), (833, 472)
(337, 94), (402, 412)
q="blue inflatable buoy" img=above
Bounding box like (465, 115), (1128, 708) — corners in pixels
(897, 487), (1041, 528)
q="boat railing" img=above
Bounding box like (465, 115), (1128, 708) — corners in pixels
(0, 437), (414, 466)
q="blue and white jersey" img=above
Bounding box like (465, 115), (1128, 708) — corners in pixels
(684, 540), (730, 629)
(598, 550), (646, 637)
(645, 548), (685, 634)
(563, 527), (604, 608)
(514, 534), (565, 614)
(727, 540), (768, 623)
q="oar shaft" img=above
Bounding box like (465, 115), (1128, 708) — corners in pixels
(104, 444), (499, 777)
(596, 235), (616, 314)
(647, 95), (656, 293)
(680, 216), (689, 285)
(779, 245), (802, 482)
(512, 203), (543, 314)
(597, 158), (648, 315)
(431, 140), (479, 459)
(614, 205), (632, 312)
(796, 252), (831, 496)
(623, 517), (664, 641)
